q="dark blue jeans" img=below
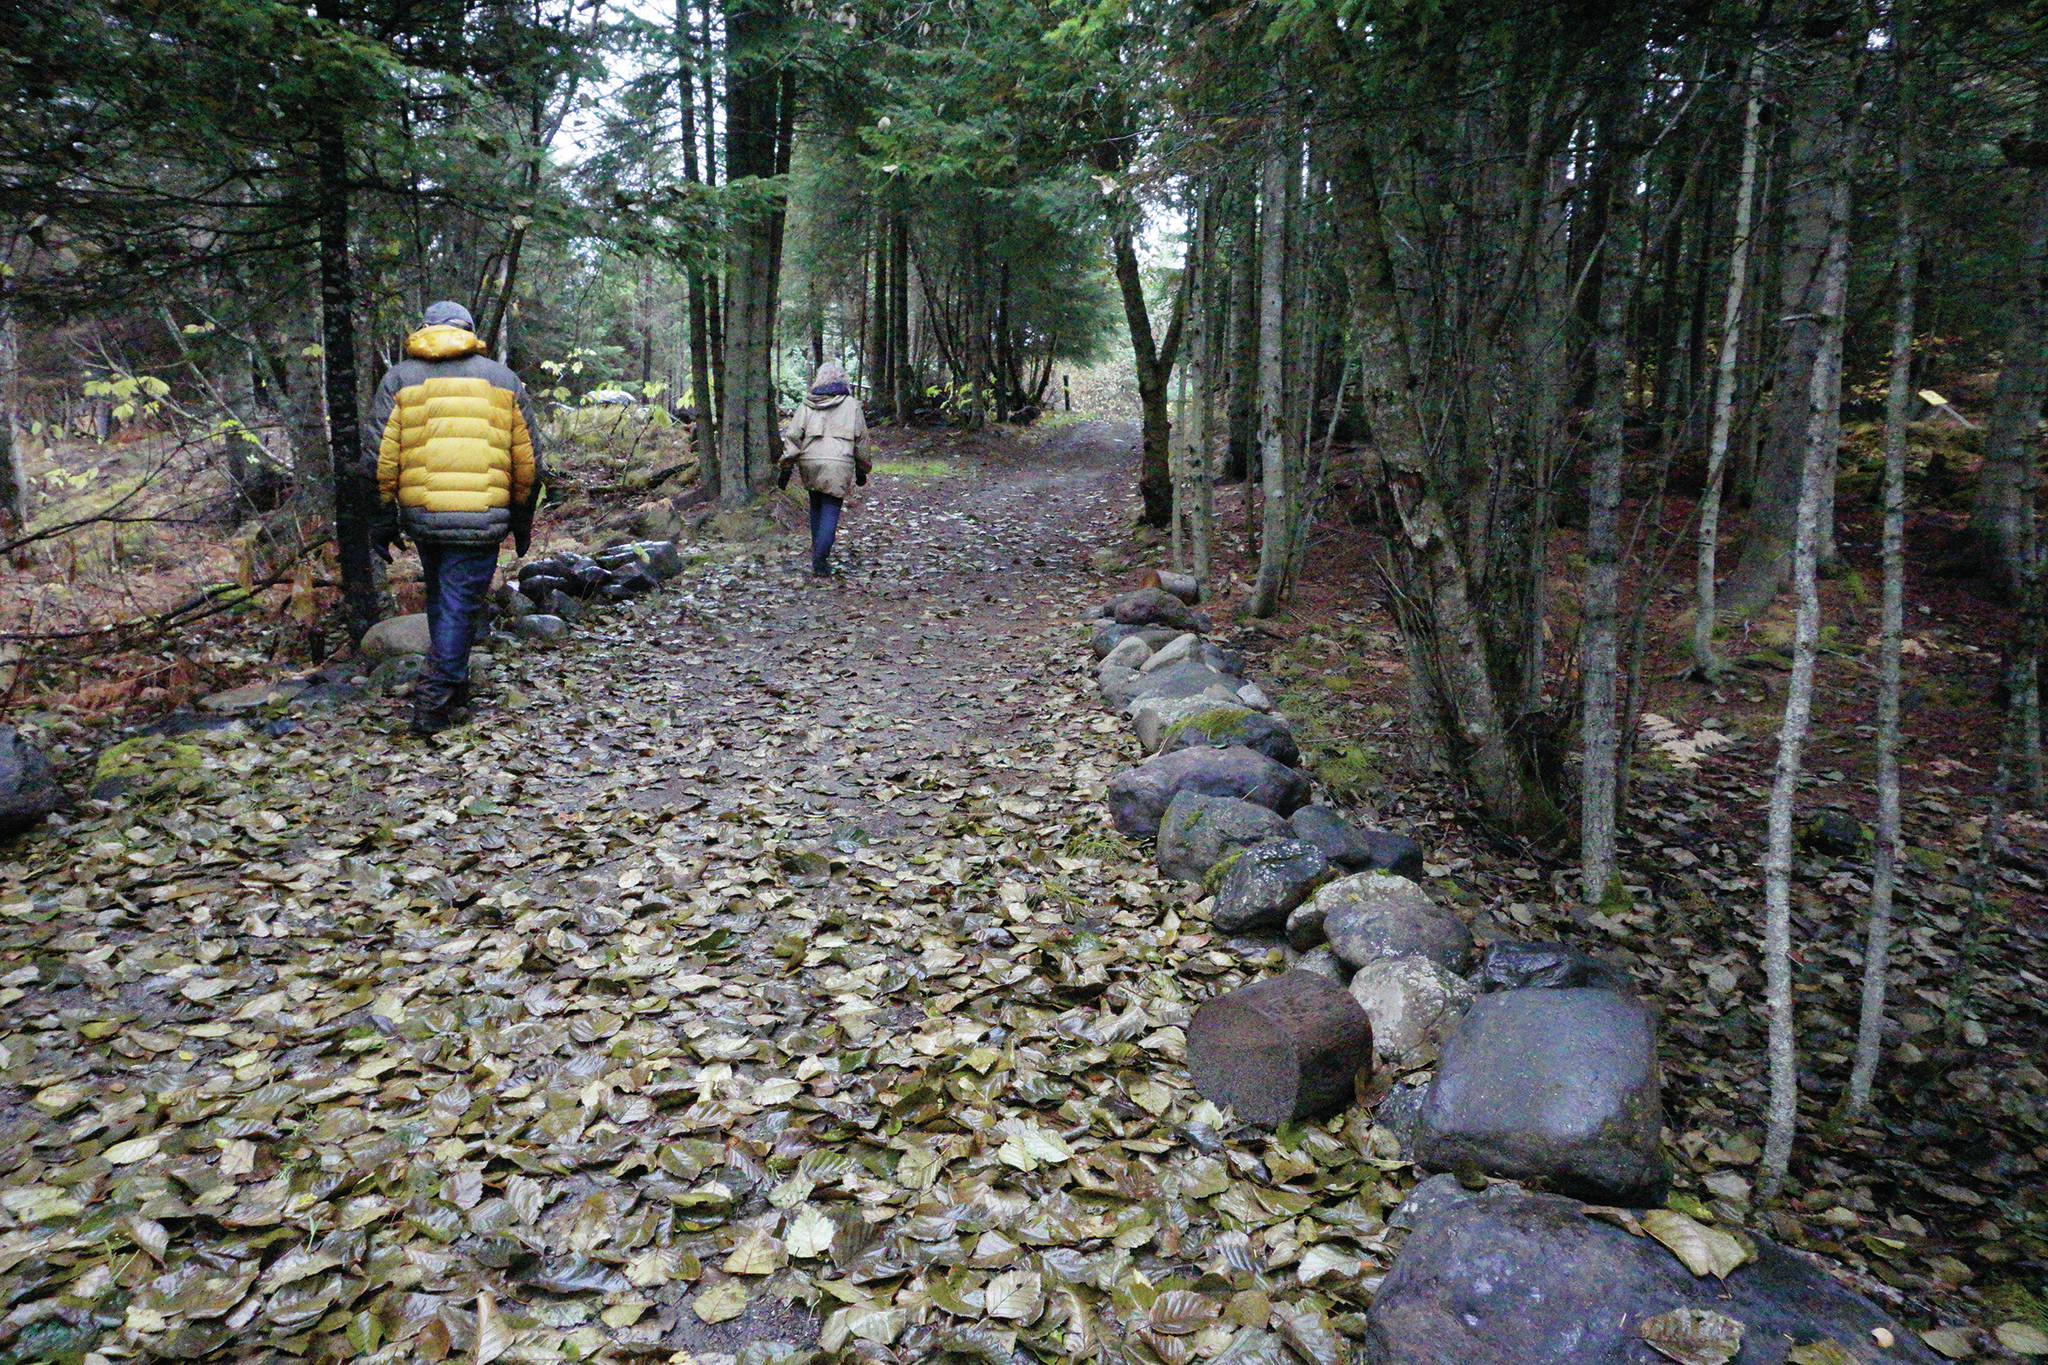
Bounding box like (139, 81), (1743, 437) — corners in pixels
(809, 492), (843, 570)
(417, 542), (499, 688)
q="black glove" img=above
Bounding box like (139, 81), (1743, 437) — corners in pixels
(510, 497), (536, 558)
(371, 507), (404, 564)
(855, 465), (869, 488)
(777, 466), (793, 491)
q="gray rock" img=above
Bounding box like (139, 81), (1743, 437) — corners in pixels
(1150, 704), (1301, 767)
(500, 589), (537, 618)
(1210, 840), (1335, 933)
(1374, 1079), (1435, 1158)
(1199, 642), (1246, 678)
(1089, 621), (1184, 660)
(1104, 586), (1206, 631)
(1099, 663), (1144, 708)
(1106, 745), (1311, 839)
(1366, 1182), (1937, 1365)
(1349, 955), (1477, 1070)
(1474, 940), (1634, 994)
(365, 656), (422, 694)
(509, 614), (569, 641)
(1234, 680), (1274, 710)
(1317, 872), (1473, 973)
(1415, 988), (1666, 1205)
(1100, 635), (1153, 673)
(1285, 894), (1333, 952)
(1291, 806), (1427, 878)
(0, 728), (62, 837)
(542, 588), (586, 622)
(1283, 945), (1348, 983)
(360, 613), (431, 660)
(1131, 695), (1242, 752)
(1155, 793), (1292, 883)
(1139, 632), (1202, 673)
(597, 538), (684, 580)
(1125, 660), (1247, 711)
(198, 679), (308, 713)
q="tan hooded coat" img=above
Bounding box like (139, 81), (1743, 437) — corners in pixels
(780, 361), (869, 499)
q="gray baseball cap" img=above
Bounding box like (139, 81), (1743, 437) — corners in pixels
(423, 300), (474, 330)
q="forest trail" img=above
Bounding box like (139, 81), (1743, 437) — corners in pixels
(0, 421), (1414, 1364)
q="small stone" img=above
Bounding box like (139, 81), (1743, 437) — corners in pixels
(1101, 635), (1153, 673)
(1148, 704), (1301, 767)
(499, 589), (537, 617)
(1473, 941), (1633, 993)
(360, 613), (431, 660)
(509, 614), (569, 641)
(1290, 807), (1425, 876)
(542, 588), (586, 622)
(1104, 586), (1205, 631)
(1316, 872), (1474, 973)
(1284, 945), (1348, 983)
(1106, 745), (1311, 839)
(1349, 955), (1477, 1071)
(0, 728), (62, 838)
(1155, 792), (1293, 883)
(1209, 840), (1335, 933)
(1139, 632), (1202, 673)
(1798, 810), (1863, 855)
(1124, 660), (1245, 712)
(1099, 663), (1143, 708)
(198, 679), (308, 713)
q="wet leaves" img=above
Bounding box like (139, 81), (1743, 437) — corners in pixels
(1642, 1209), (1756, 1279)
(1638, 1307), (1745, 1365)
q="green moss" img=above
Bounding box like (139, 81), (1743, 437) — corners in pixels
(1160, 707), (1255, 748)
(1063, 825), (1130, 859)
(1203, 849), (1245, 895)
(93, 736), (202, 783)
(1310, 742), (1378, 807)
(872, 458), (954, 480)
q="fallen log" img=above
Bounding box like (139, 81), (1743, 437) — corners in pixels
(1142, 568), (1202, 605)
(1187, 971), (1373, 1124)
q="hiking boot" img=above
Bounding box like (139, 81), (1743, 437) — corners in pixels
(411, 701), (456, 736)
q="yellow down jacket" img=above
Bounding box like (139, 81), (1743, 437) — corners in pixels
(370, 324), (540, 544)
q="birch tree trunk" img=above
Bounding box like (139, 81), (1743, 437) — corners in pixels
(1759, 110), (1856, 1199)
(1968, 134), (2048, 599)
(1693, 61), (1764, 679)
(1248, 125), (1292, 618)
(0, 307), (24, 535)
(1849, 0), (1916, 1115)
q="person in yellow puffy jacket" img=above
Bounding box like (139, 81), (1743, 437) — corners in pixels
(368, 301), (543, 735)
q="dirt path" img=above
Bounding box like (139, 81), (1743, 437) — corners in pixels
(0, 421), (1399, 1365)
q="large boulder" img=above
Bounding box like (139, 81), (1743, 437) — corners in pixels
(1156, 793), (1292, 883)
(1210, 840), (1334, 933)
(1149, 704), (1301, 767)
(1106, 745), (1311, 839)
(0, 729), (62, 837)
(1349, 955), (1476, 1071)
(360, 613), (431, 660)
(1104, 587), (1206, 632)
(1291, 806), (1426, 878)
(1414, 988), (1666, 1205)
(1366, 1180), (1937, 1365)
(1473, 940), (1634, 994)
(1316, 873), (1474, 974)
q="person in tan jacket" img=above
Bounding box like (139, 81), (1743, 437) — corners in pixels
(778, 360), (869, 577)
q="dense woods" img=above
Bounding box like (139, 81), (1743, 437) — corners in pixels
(5, 0), (2048, 1355)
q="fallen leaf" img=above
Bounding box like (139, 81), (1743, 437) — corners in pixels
(1642, 1208), (1754, 1279)
(1639, 1308), (1744, 1365)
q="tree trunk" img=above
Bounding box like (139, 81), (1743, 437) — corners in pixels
(1112, 220), (1182, 528)
(1693, 61), (1764, 679)
(1759, 91), (1856, 1199)
(1724, 40), (1858, 616)
(891, 213), (912, 422)
(1248, 129), (1292, 617)
(678, 1), (716, 484)
(1580, 134), (1637, 903)
(1225, 184), (1258, 484)
(1850, 0), (1917, 1116)
(0, 308), (23, 535)
(715, 0), (787, 506)
(311, 0), (377, 644)
(1967, 136), (2048, 599)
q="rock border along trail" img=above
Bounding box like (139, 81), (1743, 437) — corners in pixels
(0, 421), (1412, 1365)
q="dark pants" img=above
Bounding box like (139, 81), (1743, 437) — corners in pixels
(809, 491), (843, 571)
(417, 541), (498, 700)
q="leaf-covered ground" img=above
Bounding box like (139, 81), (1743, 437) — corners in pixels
(0, 423), (1400, 1365)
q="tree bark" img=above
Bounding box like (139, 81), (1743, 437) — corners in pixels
(1725, 36), (1858, 616)
(1225, 183), (1258, 484)
(678, 0), (717, 485)
(1759, 88), (1856, 1198)
(1248, 128), (1292, 617)
(311, 0), (377, 644)
(715, 0), (788, 506)
(1967, 135), (2048, 599)
(1693, 61), (1764, 679)
(1849, 0), (1916, 1116)
(0, 308), (24, 535)
(1112, 221), (1184, 528)
(1580, 130), (1637, 903)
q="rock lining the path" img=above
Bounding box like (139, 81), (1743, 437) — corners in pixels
(1209, 838), (1335, 932)
(1367, 1178), (1938, 1365)
(1155, 792), (1293, 883)
(1349, 954), (1477, 1071)
(1107, 744), (1311, 838)
(1314, 872), (1474, 974)
(1147, 703), (1300, 766)
(0, 728), (63, 838)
